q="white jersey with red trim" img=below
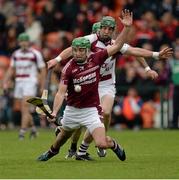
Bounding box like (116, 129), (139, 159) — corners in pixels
(10, 48), (45, 83)
(85, 33), (130, 85)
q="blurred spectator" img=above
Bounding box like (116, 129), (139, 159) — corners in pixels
(25, 13), (43, 47)
(60, 0), (80, 31)
(113, 87), (143, 130)
(0, 12), (6, 33)
(0, 0), (15, 19)
(160, 11), (178, 41)
(6, 14), (25, 36)
(72, 12), (91, 36)
(173, 0), (179, 18)
(140, 100), (156, 128)
(159, 0), (174, 15)
(39, 1), (58, 34)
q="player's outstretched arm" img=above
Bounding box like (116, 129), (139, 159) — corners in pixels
(107, 9), (133, 57)
(47, 47), (73, 69)
(125, 46), (173, 60)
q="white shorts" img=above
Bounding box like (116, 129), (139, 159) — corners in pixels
(14, 81), (37, 99)
(98, 83), (116, 100)
(61, 106), (104, 134)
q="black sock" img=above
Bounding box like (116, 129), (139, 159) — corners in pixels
(70, 143), (77, 151)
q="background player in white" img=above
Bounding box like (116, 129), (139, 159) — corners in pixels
(49, 14), (173, 158)
(37, 10), (133, 161)
(3, 33), (46, 140)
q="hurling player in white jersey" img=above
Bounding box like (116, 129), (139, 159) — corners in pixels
(3, 33), (46, 140)
(37, 10), (133, 161)
(47, 13), (173, 159)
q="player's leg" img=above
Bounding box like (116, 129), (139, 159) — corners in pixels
(100, 94), (114, 130)
(13, 82), (24, 139)
(38, 106), (82, 161)
(65, 127), (83, 159)
(13, 98), (24, 140)
(24, 82), (38, 139)
(97, 94), (114, 157)
(91, 127), (126, 161)
(75, 129), (93, 160)
(20, 96), (36, 139)
(37, 128), (74, 161)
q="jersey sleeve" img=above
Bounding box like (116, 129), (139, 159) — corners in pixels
(60, 62), (71, 85)
(84, 34), (98, 44)
(93, 49), (108, 66)
(119, 43), (130, 54)
(34, 50), (46, 68)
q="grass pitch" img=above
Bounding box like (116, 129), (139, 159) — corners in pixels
(0, 128), (179, 179)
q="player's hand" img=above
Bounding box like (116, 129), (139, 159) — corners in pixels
(47, 112), (56, 123)
(146, 69), (158, 80)
(159, 47), (173, 59)
(119, 9), (133, 27)
(47, 59), (58, 69)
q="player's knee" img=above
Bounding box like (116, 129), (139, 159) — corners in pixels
(103, 109), (111, 117)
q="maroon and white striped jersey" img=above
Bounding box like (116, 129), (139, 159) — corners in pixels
(85, 33), (130, 85)
(10, 48), (45, 83)
(61, 49), (108, 108)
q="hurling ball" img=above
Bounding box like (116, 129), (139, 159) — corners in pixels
(74, 85), (81, 92)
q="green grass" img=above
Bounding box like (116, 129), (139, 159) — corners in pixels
(0, 129), (179, 179)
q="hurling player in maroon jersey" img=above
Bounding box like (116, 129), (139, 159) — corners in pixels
(37, 10), (133, 161)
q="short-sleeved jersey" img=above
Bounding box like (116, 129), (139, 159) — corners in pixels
(85, 34), (130, 85)
(61, 49), (108, 108)
(10, 48), (45, 83)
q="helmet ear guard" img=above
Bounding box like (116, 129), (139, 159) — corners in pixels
(100, 16), (116, 28)
(72, 37), (91, 49)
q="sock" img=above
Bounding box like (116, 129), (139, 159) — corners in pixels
(19, 128), (26, 137)
(31, 126), (37, 133)
(77, 140), (89, 155)
(70, 143), (77, 151)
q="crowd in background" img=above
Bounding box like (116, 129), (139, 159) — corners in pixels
(0, 0), (179, 130)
